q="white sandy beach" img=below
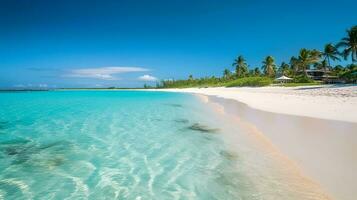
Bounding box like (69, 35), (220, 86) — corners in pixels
(151, 85), (357, 200)
(155, 85), (357, 123)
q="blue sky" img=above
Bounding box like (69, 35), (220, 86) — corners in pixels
(0, 0), (356, 88)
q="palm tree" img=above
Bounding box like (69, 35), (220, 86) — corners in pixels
(223, 69), (232, 79)
(333, 65), (345, 75)
(278, 62), (290, 76)
(336, 26), (357, 63)
(346, 63), (357, 71)
(314, 59), (329, 72)
(298, 48), (321, 76)
(321, 60), (329, 73)
(289, 56), (299, 75)
(232, 55), (248, 78)
(261, 56), (276, 77)
(254, 67), (261, 76)
(322, 43), (340, 67)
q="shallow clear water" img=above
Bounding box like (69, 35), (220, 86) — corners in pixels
(0, 91), (253, 200)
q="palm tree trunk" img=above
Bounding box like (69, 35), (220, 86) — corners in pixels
(327, 57), (331, 67)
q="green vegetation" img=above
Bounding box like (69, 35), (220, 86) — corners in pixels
(156, 25), (357, 88)
(280, 82), (322, 87)
(261, 56), (276, 77)
(233, 56), (249, 78)
(293, 75), (315, 83)
(278, 62), (290, 76)
(297, 48), (321, 76)
(226, 77), (273, 87)
(339, 64), (357, 82)
(160, 77), (227, 88)
(159, 77), (273, 88)
(336, 26), (357, 62)
(322, 43), (340, 67)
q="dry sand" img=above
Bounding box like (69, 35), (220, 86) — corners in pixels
(206, 96), (357, 200)
(154, 85), (357, 123)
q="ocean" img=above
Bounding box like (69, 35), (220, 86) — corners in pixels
(0, 91), (256, 200)
(0, 90), (332, 200)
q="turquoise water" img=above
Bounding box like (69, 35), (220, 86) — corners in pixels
(0, 91), (254, 200)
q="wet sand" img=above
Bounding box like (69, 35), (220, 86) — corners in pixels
(204, 95), (357, 200)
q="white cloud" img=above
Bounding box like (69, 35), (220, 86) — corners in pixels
(138, 74), (158, 81)
(65, 67), (149, 80)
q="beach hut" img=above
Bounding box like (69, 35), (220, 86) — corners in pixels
(275, 75), (292, 83)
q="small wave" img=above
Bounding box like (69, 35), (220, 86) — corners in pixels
(54, 172), (89, 200)
(97, 167), (128, 198)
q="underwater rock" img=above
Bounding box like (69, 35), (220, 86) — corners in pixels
(0, 140), (34, 164)
(0, 139), (32, 151)
(165, 103), (183, 108)
(215, 171), (236, 187)
(0, 121), (9, 130)
(5, 146), (28, 156)
(50, 157), (65, 166)
(187, 123), (219, 133)
(0, 140), (69, 167)
(174, 119), (190, 124)
(35, 156), (66, 169)
(39, 141), (70, 150)
(220, 150), (239, 161)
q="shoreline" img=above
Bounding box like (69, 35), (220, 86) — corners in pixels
(200, 93), (357, 200)
(148, 86), (357, 199)
(148, 85), (357, 123)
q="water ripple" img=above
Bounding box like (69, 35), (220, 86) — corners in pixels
(0, 178), (33, 200)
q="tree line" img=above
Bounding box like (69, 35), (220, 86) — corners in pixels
(158, 25), (356, 88)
